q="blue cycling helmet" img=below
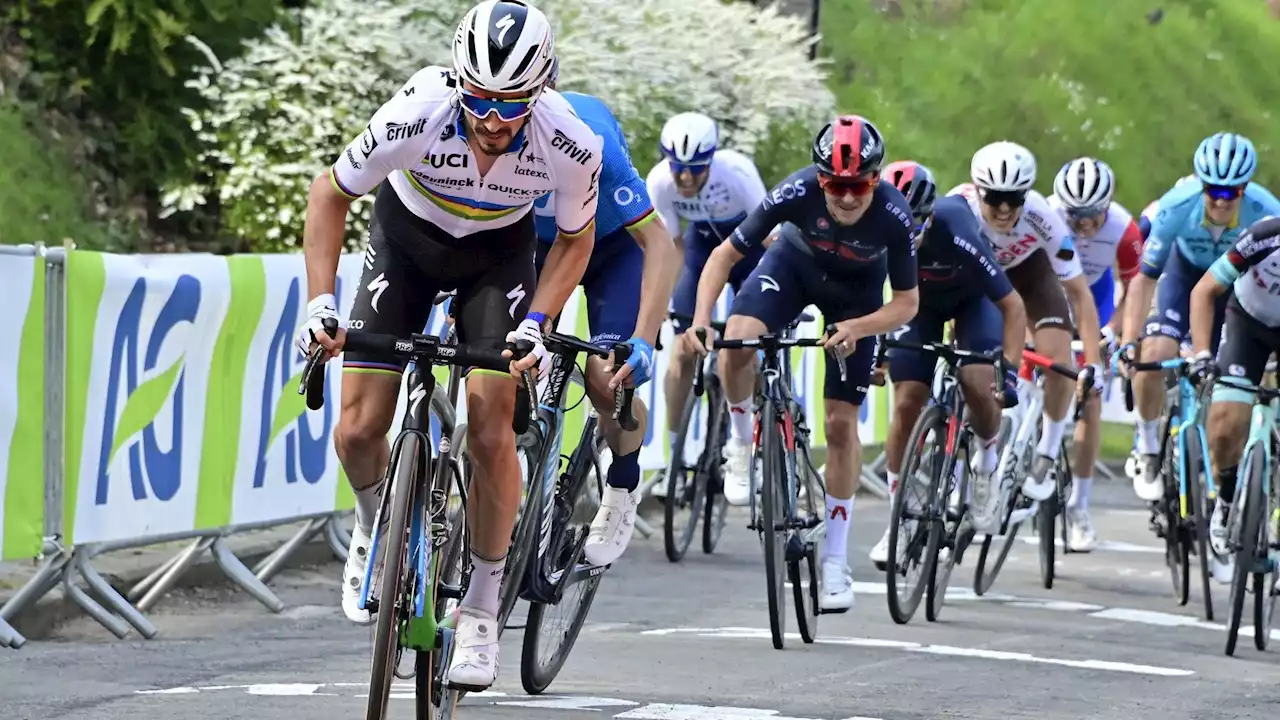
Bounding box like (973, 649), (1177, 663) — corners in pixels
(1193, 132), (1257, 186)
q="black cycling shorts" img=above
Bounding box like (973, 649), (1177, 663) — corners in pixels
(1213, 295), (1280, 404)
(345, 182), (536, 373)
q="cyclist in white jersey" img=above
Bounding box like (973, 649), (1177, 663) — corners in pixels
(948, 142), (1105, 534)
(1047, 157), (1145, 550)
(646, 115), (774, 484)
(293, 0), (601, 692)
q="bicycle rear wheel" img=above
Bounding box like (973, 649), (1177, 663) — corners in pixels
(1186, 436), (1214, 621)
(520, 431), (606, 694)
(974, 431), (1032, 596)
(1226, 444), (1265, 656)
(702, 381), (730, 554)
(664, 392), (705, 562)
(367, 433), (425, 720)
(887, 404), (944, 625)
(760, 402), (789, 649)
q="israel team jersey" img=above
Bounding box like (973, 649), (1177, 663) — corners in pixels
(533, 91), (654, 244)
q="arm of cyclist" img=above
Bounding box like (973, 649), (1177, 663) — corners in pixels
(610, 213), (679, 388)
(1120, 195), (1179, 355)
(646, 164), (685, 257)
(297, 72), (431, 359)
(823, 215), (919, 350)
(1190, 216), (1280, 357)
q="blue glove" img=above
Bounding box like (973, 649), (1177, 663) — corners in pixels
(1000, 363), (1019, 409)
(620, 337), (655, 387)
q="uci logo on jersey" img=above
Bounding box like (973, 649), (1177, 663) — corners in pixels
(551, 129), (594, 165)
(426, 153), (468, 169)
(96, 274), (202, 507)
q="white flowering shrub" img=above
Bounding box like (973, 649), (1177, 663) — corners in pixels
(164, 0), (833, 249)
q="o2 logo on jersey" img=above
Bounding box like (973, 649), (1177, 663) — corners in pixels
(95, 275), (201, 506)
(613, 186), (641, 208)
(253, 276), (343, 489)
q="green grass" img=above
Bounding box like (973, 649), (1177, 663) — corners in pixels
(0, 100), (102, 247)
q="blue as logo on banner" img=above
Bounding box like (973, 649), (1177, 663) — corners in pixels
(95, 275), (201, 505)
(253, 277), (343, 488)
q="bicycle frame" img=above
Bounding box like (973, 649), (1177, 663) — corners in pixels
(1224, 376), (1280, 571)
(1131, 358), (1217, 518)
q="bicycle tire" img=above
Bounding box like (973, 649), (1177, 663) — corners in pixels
(366, 433), (425, 720)
(974, 433), (1032, 596)
(520, 431), (606, 693)
(1186, 436), (1214, 620)
(1252, 449), (1277, 651)
(793, 438), (824, 643)
(1226, 444), (1265, 656)
(702, 380), (730, 554)
(760, 401), (789, 649)
(927, 437), (967, 622)
(415, 439), (471, 720)
(664, 391), (704, 562)
(1037, 484), (1058, 589)
(1056, 447), (1073, 556)
(1164, 442), (1190, 606)
(887, 404), (944, 625)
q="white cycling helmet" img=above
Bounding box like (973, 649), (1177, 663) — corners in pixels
(1054, 157), (1115, 209)
(452, 0), (556, 94)
(659, 112), (719, 165)
(971, 141), (1037, 192)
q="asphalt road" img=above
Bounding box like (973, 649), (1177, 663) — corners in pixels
(4, 482), (1279, 720)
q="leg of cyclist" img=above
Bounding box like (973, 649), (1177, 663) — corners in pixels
(1130, 249), (1200, 501)
(447, 233), (543, 690)
(871, 313), (942, 565)
(662, 260), (700, 467)
(334, 206), (440, 626)
(954, 296), (1012, 532)
(579, 225), (678, 566)
(1203, 301), (1269, 582)
(1066, 269), (1117, 551)
(1006, 251), (1082, 500)
(716, 243), (808, 506)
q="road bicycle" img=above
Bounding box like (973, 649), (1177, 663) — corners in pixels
(1214, 372), (1280, 656)
(1122, 357), (1215, 621)
(511, 330), (637, 694)
(299, 316), (531, 720)
(707, 328), (834, 649)
(974, 347), (1094, 594)
(874, 336), (1008, 624)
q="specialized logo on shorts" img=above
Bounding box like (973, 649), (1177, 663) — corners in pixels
(366, 272), (390, 314)
(364, 243), (377, 270)
(759, 275), (780, 293)
(506, 283), (526, 318)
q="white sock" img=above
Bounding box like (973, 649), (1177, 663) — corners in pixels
(823, 494), (853, 563)
(460, 552), (504, 617)
(1137, 419), (1161, 455)
(353, 482), (383, 535)
(886, 471), (899, 501)
(1036, 415), (1068, 458)
(1069, 475), (1093, 510)
(980, 433), (999, 475)
(728, 398), (754, 443)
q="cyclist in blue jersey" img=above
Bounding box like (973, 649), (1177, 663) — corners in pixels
(531, 61), (679, 565)
(1118, 133), (1280, 505)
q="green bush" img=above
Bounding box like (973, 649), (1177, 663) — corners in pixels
(820, 0), (1280, 210)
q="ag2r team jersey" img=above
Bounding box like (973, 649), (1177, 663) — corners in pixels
(533, 91), (654, 245)
(947, 184), (1084, 281)
(916, 195), (1014, 305)
(330, 66), (603, 239)
(1140, 180), (1280, 278)
(730, 165), (918, 291)
(646, 149), (769, 242)
(1209, 215), (1280, 327)
(1046, 195), (1144, 285)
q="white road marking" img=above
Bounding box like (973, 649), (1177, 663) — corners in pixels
(495, 696), (640, 710)
(637, 628), (1193, 677)
(1017, 536), (1163, 554)
(616, 704), (883, 720)
(247, 683), (322, 695)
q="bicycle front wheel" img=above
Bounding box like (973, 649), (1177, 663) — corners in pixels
(888, 404), (944, 624)
(1226, 444), (1265, 656)
(702, 379), (730, 554)
(415, 452), (469, 720)
(367, 433), (425, 720)
(760, 402), (789, 649)
(927, 436), (967, 622)
(664, 390), (705, 562)
(793, 436), (825, 643)
(1186, 435), (1214, 621)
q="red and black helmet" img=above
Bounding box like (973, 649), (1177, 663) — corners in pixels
(884, 160), (938, 219)
(812, 115), (886, 178)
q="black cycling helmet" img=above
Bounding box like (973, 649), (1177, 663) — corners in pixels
(812, 115), (886, 178)
(884, 160), (938, 219)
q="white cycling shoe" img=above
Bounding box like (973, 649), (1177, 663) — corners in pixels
(1065, 507), (1098, 552)
(341, 523), (377, 626)
(446, 607), (501, 691)
(722, 438), (753, 506)
(869, 525), (891, 570)
(584, 485), (640, 566)
(819, 559), (854, 612)
(1208, 500), (1234, 584)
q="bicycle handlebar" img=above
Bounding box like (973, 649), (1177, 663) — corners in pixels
(299, 317), (535, 433)
(1119, 356), (1190, 413)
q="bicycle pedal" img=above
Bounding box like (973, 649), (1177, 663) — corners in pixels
(818, 606), (851, 616)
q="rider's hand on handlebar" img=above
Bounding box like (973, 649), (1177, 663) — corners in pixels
(993, 361), (1019, 408)
(680, 324), (715, 357)
(504, 315), (549, 379)
(1188, 349), (1214, 381)
(1114, 342), (1137, 379)
(607, 337), (655, 390)
(294, 294), (346, 360)
(822, 319), (863, 355)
